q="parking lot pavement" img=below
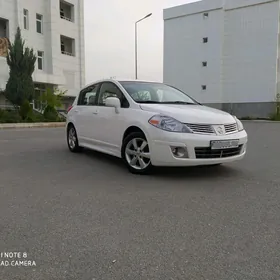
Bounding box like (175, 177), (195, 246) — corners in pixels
(0, 123), (280, 280)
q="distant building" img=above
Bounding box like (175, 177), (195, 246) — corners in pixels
(163, 0), (280, 118)
(0, 0), (85, 111)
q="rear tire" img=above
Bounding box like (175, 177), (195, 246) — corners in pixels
(122, 132), (153, 175)
(67, 125), (83, 153)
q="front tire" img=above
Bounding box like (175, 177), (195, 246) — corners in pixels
(122, 132), (153, 175)
(67, 125), (82, 153)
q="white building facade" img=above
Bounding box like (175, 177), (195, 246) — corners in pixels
(0, 0), (85, 110)
(163, 0), (280, 118)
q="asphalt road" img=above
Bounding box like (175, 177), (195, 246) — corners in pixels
(0, 123), (280, 280)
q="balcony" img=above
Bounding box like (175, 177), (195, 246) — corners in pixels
(60, 1), (74, 22)
(60, 35), (75, 57)
(0, 18), (9, 58)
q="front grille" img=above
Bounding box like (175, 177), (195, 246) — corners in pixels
(224, 123), (238, 134)
(186, 123), (238, 135)
(186, 123), (215, 134)
(195, 145), (243, 159)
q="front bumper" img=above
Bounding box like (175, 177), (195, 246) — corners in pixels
(149, 130), (248, 167)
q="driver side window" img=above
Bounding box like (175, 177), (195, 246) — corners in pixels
(77, 84), (100, 106)
(98, 82), (129, 108)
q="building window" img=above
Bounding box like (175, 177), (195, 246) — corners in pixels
(36, 14), (43, 33)
(60, 1), (74, 22)
(202, 61), (207, 67)
(37, 51), (44, 70)
(23, 9), (29, 30)
(0, 18), (8, 38)
(201, 85), (207, 90)
(203, 12), (209, 19)
(60, 8), (64, 18)
(203, 37), (208, 43)
(61, 41), (65, 53)
(60, 35), (75, 56)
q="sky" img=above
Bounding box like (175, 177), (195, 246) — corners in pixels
(84, 0), (195, 84)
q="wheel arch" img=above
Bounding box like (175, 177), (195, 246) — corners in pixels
(66, 122), (75, 132)
(121, 125), (154, 174)
(122, 126), (147, 144)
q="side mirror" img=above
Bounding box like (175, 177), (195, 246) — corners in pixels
(105, 97), (121, 113)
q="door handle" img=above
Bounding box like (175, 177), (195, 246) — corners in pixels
(74, 109), (78, 112)
(92, 111), (98, 114)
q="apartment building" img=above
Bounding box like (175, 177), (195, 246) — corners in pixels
(0, 0), (85, 110)
(163, 0), (280, 118)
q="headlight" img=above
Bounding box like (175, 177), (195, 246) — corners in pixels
(148, 115), (192, 133)
(234, 116), (244, 131)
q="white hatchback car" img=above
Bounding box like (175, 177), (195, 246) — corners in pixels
(66, 79), (248, 174)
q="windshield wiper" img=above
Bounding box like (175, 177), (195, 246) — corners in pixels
(138, 101), (201, 105)
(137, 101), (162, 104)
(161, 101), (197, 105)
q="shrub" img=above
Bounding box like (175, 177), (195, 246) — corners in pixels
(19, 99), (33, 120)
(43, 105), (59, 122)
(0, 109), (22, 123)
(270, 113), (280, 121)
(240, 116), (253, 120)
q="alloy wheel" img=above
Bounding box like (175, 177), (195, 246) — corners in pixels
(68, 127), (77, 150)
(125, 138), (151, 170)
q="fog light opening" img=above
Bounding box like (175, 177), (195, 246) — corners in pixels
(241, 143), (247, 153)
(171, 146), (188, 158)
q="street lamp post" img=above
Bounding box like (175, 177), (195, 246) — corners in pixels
(135, 13), (152, 79)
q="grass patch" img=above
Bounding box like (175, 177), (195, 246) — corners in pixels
(269, 113), (280, 121)
(0, 108), (65, 123)
(240, 116), (271, 121)
(240, 116), (254, 120)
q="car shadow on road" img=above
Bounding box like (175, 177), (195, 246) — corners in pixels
(153, 165), (242, 179)
(82, 148), (243, 180)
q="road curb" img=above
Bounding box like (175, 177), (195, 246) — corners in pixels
(0, 122), (66, 129)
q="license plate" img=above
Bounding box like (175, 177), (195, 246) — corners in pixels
(210, 140), (239, 150)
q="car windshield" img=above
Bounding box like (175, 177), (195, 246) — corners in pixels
(119, 81), (199, 105)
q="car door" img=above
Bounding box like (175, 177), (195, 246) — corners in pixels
(74, 84), (100, 144)
(72, 88), (88, 139)
(93, 82), (129, 155)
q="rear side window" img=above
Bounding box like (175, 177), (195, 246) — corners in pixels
(77, 84), (100, 105)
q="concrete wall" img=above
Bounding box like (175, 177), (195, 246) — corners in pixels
(205, 102), (276, 118)
(222, 0), (279, 103)
(164, 7), (224, 104)
(0, 0), (85, 96)
(163, 0), (280, 118)
(0, 92), (13, 107)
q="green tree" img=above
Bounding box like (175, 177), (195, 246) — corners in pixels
(39, 87), (66, 110)
(39, 87), (66, 121)
(5, 27), (36, 106)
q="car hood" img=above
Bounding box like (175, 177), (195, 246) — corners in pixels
(139, 104), (235, 124)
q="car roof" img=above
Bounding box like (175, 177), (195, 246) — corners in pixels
(80, 78), (163, 91)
